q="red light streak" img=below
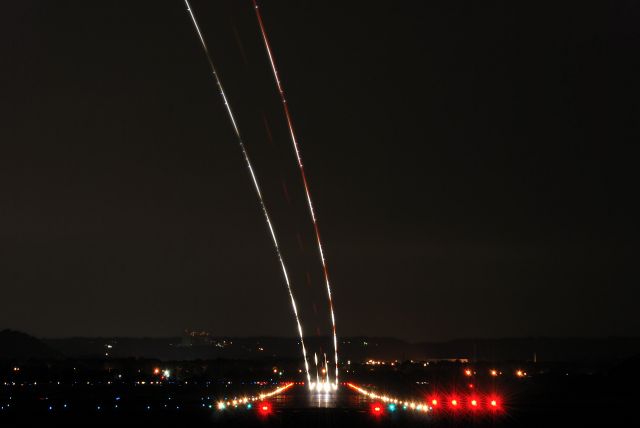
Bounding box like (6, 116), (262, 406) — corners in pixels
(252, 0), (339, 386)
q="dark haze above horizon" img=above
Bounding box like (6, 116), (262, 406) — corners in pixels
(1, 0), (638, 341)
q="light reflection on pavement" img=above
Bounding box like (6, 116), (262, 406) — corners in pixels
(270, 384), (369, 410)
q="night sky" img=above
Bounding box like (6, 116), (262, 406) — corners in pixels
(1, 1), (638, 341)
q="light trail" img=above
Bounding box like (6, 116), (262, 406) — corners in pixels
(313, 353), (319, 391)
(252, 0), (340, 389)
(346, 383), (432, 414)
(182, 0), (311, 387)
(217, 382), (295, 410)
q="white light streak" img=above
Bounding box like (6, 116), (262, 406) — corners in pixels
(253, 0), (340, 388)
(183, 0), (311, 386)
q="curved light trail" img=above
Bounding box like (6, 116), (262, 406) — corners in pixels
(217, 382), (295, 410)
(182, 0), (311, 387)
(252, 0), (340, 389)
(347, 383), (432, 413)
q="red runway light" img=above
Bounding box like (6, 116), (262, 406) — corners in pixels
(487, 396), (502, 411)
(258, 402), (271, 415)
(371, 402), (384, 415)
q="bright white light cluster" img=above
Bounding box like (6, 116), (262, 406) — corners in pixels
(308, 380), (338, 392)
(347, 383), (432, 413)
(217, 382), (294, 410)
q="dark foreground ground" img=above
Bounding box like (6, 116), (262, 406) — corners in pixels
(1, 373), (638, 427)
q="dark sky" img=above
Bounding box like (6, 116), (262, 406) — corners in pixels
(1, 0), (638, 341)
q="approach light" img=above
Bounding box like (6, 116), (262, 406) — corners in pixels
(488, 396), (502, 411)
(258, 402), (271, 414)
